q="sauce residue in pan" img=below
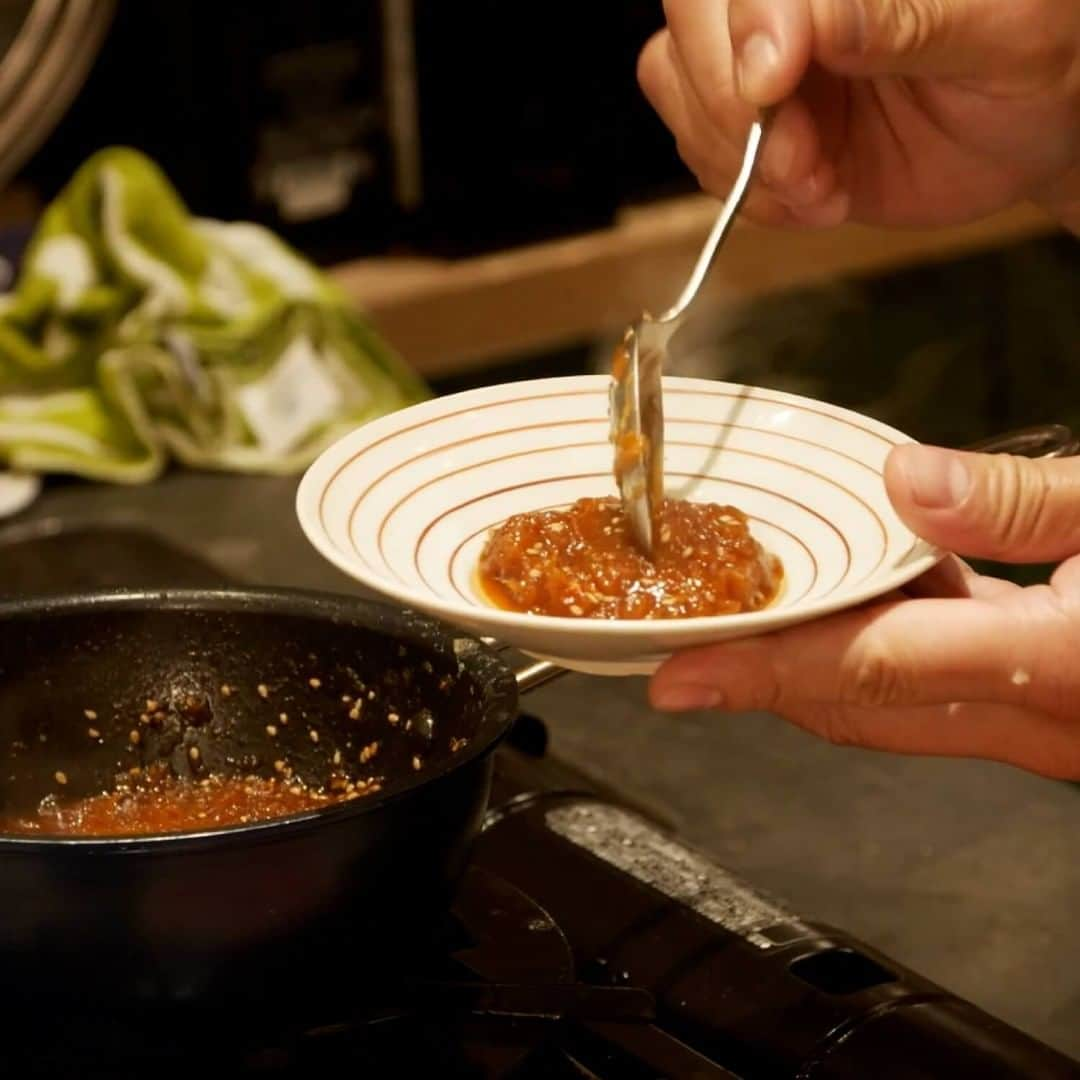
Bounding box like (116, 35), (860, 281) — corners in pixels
(0, 764), (380, 837)
(478, 495), (782, 620)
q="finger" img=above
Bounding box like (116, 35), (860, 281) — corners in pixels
(638, 30), (796, 226)
(885, 445), (1080, 563)
(663, 0), (751, 144)
(727, 0), (812, 105)
(760, 96), (850, 222)
(665, 1), (847, 222)
(1051, 552), (1080, 595)
(900, 555), (973, 599)
(728, 0), (998, 106)
(900, 555), (1021, 601)
(649, 595), (1066, 714)
(782, 699), (1080, 780)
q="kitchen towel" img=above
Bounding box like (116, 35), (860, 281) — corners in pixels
(0, 146), (428, 482)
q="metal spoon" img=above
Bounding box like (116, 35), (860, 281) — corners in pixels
(610, 114), (770, 557)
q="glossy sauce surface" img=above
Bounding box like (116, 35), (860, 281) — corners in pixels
(478, 496), (782, 619)
(0, 766), (376, 837)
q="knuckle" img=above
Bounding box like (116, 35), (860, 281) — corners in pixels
(846, 643), (909, 707)
(886, 0), (945, 55)
(984, 456), (1052, 557)
(805, 704), (867, 748)
(831, 0), (946, 58)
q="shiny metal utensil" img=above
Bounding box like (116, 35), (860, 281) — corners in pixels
(610, 114), (770, 556)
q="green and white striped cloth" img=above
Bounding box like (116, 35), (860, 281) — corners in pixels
(0, 147), (428, 483)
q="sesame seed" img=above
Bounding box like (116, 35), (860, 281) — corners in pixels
(145, 700), (159, 713)
(341, 694), (352, 704)
(387, 712), (400, 725)
(273, 760), (286, 773)
(309, 730), (320, 743)
(220, 684), (233, 697)
(257, 684), (269, 699)
(570, 604), (584, 616)
(279, 712), (289, 724)
(189, 746), (200, 762)
(332, 749), (342, 765)
(55, 771), (67, 785)
(308, 678), (321, 689)
(266, 724), (278, 737)
(412, 755), (422, 771)
(129, 729), (141, 746)
(87, 727), (100, 739)
(84, 709), (97, 721)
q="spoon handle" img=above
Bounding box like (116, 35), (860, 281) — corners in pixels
(659, 109), (773, 326)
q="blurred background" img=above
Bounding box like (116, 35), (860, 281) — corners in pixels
(0, 2), (1076, 463)
(0, 1), (1074, 427)
(0, 0), (1078, 1061)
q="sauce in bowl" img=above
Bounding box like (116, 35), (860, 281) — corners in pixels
(478, 496), (782, 620)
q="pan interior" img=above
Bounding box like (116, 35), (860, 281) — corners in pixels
(0, 594), (515, 831)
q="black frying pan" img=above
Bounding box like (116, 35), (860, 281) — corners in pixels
(0, 588), (558, 1007)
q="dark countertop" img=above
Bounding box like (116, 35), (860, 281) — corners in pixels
(6, 468), (1079, 1059)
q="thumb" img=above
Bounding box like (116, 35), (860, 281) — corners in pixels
(728, 0), (991, 106)
(884, 444), (1080, 563)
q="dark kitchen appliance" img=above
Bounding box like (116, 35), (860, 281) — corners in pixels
(15, 2), (688, 264)
(1, 522), (1076, 1078)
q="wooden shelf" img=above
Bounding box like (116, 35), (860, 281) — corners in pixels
(330, 195), (1056, 378)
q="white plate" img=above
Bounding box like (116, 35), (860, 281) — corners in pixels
(0, 471), (40, 519)
(296, 376), (942, 675)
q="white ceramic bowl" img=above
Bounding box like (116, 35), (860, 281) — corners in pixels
(296, 375), (941, 675)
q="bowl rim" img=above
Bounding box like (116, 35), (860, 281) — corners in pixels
(296, 375), (944, 641)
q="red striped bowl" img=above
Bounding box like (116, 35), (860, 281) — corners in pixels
(296, 376), (941, 675)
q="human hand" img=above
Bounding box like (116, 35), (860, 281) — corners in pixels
(637, 0), (1080, 231)
(650, 445), (1080, 778)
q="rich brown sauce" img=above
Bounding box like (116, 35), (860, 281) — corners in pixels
(1, 765), (377, 837)
(478, 496), (782, 619)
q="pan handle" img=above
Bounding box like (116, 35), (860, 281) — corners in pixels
(480, 637), (567, 694)
(492, 422), (1080, 694)
(963, 423), (1080, 459)
(515, 659), (567, 694)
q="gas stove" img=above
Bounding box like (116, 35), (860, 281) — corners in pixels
(2, 523), (1077, 1079)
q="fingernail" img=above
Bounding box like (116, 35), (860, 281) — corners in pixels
(736, 32), (781, 103)
(900, 445), (971, 509)
(652, 684), (724, 712)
